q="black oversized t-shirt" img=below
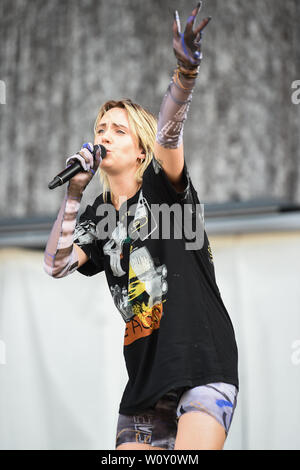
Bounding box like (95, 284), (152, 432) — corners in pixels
(74, 157), (239, 415)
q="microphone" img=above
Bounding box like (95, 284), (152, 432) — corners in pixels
(48, 144), (106, 190)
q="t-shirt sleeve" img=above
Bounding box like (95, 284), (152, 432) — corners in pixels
(143, 156), (205, 251)
(73, 196), (105, 277)
(144, 155), (200, 210)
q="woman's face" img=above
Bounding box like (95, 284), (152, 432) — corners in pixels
(94, 107), (144, 176)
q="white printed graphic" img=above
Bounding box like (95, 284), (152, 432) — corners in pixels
(129, 246), (168, 309)
(103, 221), (127, 277)
(129, 190), (158, 241)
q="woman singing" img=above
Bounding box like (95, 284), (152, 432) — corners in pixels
(44, 2), (239, 450)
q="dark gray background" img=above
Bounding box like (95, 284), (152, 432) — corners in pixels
(1, 0), (300, 217)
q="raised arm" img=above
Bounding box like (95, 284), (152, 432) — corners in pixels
(154, 1), (211, 191)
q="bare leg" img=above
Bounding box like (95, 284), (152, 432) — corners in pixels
(174, 411), (226, 450)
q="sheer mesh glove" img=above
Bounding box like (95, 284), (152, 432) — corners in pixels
(173, 1), (211, 73)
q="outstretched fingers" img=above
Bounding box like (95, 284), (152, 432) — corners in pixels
(185, 1), (203, 33)
(194, 16), (212, 36)
(173, 2), (212, 67)
(173, 10), (181, 37)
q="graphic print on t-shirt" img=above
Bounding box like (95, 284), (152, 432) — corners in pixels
(103, 221), (128, 277)
(102, 190), (168, 345)
(128, 191), (157, 242)
(124, 245), (167, 346)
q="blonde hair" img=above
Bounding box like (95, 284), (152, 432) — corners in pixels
(93, 99), (157, 202)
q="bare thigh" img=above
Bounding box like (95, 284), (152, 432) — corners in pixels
(174, 411), (226, 450)
(174, 382), (238, 450)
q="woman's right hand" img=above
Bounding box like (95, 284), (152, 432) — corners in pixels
(66, 142), (101, 197)
(173, 2), (211, 72)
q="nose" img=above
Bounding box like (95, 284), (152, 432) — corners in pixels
(100, 127), (114, 145)
(102, 131), (112, 144)
(95, 128), (113, 146)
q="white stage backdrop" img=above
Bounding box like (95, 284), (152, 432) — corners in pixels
(0, 231), (300, 450)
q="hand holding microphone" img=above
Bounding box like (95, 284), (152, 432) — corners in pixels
(48, 143), (106, 195)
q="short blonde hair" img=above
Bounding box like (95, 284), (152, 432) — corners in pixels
(94, 99), (157, 202)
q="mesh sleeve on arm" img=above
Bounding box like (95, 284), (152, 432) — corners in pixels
(43, 194), (81, 278)
(156, 70), (197, 149)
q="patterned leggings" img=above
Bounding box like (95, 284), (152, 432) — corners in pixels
(116, 382), (238, 450)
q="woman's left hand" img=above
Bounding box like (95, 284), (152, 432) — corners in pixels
(173, 1), (212, 71)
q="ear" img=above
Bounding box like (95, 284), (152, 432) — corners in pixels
(137, 148), (146, 163)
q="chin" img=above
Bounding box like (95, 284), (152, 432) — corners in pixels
(100, 158), (119, 175)
(100, 156), (113, 167)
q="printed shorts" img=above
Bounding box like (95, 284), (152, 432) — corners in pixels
(115, 382), (238, 450)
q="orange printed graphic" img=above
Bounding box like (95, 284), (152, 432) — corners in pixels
(124, 303), (163, 346)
